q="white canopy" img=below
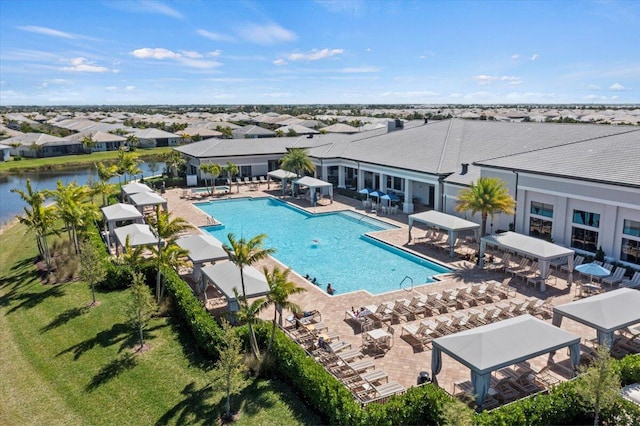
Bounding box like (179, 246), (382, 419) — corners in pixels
(101, 203), (144, 247)
(121, 182), (153, 201)
(408, 210), (480, 257)
(553, 288), (640, 347)
(129, 191), (168, 212)
(200, 261), (270, 312)
(113, 223), (158, 253)
(431, 315), (581, 406)
(176, 234), (228, 282)
(292, 176), (333, 205)
(267, 169), (299, 193)
(480, 232), (575, 290)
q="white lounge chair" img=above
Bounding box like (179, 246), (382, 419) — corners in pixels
(621, 271), (640, 288)
(561, 255), (584, 272)
(602, 267), (626, 287)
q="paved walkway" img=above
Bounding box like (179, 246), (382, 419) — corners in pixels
(162, 184), (613, 401)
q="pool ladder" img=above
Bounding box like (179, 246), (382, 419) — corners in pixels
(399, 275), (414, 292)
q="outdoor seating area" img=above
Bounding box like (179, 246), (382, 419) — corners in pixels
(281, 309), (406, 405)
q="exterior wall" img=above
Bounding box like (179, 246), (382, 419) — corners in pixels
(168, 137), (180, 146)
(1, 149), (10, 161)
(138, 138), (156, 148)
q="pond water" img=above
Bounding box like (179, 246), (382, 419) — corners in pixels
(0, 161), (165, 227)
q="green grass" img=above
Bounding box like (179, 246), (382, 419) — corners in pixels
(0, 224), (321, 425)
(0, 147), (174, 174)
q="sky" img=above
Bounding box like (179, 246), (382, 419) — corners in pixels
(0, 0), (638, 106)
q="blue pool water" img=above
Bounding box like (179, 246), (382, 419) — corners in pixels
(197, 197), (451, 295)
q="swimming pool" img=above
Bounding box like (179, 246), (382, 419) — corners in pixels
(196, 197), (451, 295)
(194, 186), (230, 193)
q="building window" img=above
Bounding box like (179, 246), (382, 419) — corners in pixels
(267, 160), (279, 171)
(621, 239), (640, 265)
(240, 165), (252, 177)
(573, 210), (600, 228)
(530, 217), (553, 241)
(571, 227), (598, 252)
(530, 201), (553, 218)
(385, 176), (403, 192)
(623, 219), (640, 237)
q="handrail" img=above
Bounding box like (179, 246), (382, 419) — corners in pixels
(399, 275), (414, 292)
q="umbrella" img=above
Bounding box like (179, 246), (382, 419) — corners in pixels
(358, 188), (373, 199)
(369, 190), (385, 201)
(380, 193), (400, 206)
(575, 262), (610, 283)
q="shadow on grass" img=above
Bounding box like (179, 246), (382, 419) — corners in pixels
(169, 318), (214, 371)
(85, 352), (138, 392)
(56, 322), (167, 360)
(40, 306), (89, 333)
(154, 382), (216, 425)
(3, 285), (65, 314)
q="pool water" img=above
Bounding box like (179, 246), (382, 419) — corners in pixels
(197, 197), (451, 295)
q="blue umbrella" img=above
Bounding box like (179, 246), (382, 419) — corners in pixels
(575, 262), (610, 283)
(369, 190), (385, 201)
(358, 188), (373, 199)
(380, 193), (400, 206)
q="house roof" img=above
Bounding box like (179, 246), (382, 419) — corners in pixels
(320, 123), (360, 134)
(1, 132), (67, 146)
(133, 128), (180, 139)
(232, 125), (275, 137)
(63, 130), (126, 143)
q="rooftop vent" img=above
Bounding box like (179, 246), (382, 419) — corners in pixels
(461, 163), (469, 175)
(306, 134), (313, 138)
(424, 117), (429, 124)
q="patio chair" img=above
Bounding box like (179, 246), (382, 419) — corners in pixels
(259, 176), (267, 184)
(454, 287), (476, 307)
(506, 258), (530, 277)
(493, 378), (522, 403)
(424, 292), (449, 314)
(360, 369), (388, 385)
(602, 267), (626, 287)
(621, 271), (640, 288)
(561, 255), (584, 272)
(243, 177), (251, 184)
(441, 289), (459, 309)
(516, 261), (538, 281)
(470, 283), (496, 304)
(397, 297), (426, 318)
(507, 299), (527, 317)
(510, 372), (541, 395)
(486, 253), (511, 272)
(479, 306), (499, 324)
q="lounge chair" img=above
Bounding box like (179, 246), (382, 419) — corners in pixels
(561, 255), (584, 273)
(423, 292), (449, 314)
(454, 287), (476, 307)
(479, 306), (499, 324)
(360, 369), (388, 385)
(516, 262), (538, 281)
(470, 283), (497, 304)
(506, 258), (530, 277)
(440, 289), (459, 310)
(259, 176), (267, 184)
(621, 271), (640, 288)
(486, 253), (511, 272)
(602, 267), (626, 287)
(493, 378), (522, 403)
(243, 177), (251, 184)
(401, 322), (432, 349)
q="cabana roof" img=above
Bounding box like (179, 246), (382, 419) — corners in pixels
(121, 182), (153, 195)
(267, 169), (298, 180)
(481, 231), (574, 261)
(175, 234), (227, 263)
(201, 262), (270, 311)
(408, 210), (480, 232)
(432, 314), (580, 406)
(101, 203), (143, 221)
(553, 288), (640, 345)
(293, 175), (332, 188)
(113, 223), (157, 247)
(129, 191), (167, 207)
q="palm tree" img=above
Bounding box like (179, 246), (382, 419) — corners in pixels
(274, 129), (284, 137)
(200, 163), (221, 195)
(233, 288), (268, 361)
(224, 162), (239, 193)
(222, 233), (275, 303)
(94, 162), (117, 205)
(82, 134), (96, 153)
(455, 177), (516, 236)
(263, 266), (305, 351)
(280, 148), (315, 177)
(163, 151), (184, 178)
(125, 134), (139, 149)
(146, 206), (193, 301)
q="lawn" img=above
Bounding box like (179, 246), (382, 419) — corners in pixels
(0, 147), (174, 174)
(0, 223), (321, 425)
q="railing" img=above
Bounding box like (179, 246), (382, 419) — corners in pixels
(399, 275), (414, 291)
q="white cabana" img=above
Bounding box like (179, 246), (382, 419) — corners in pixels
(292, 175), (333, 206)
(121, 182), (153, 202)
(431, 315), (581, 407)
(101, 203), (144, 248)
(200, 261), (270, 312)
(175, 234), (228, 282)
(113, 223), (158, 254)
(479, 232), (575, 291)
(267, 169), (299, 193)
(408, 210), (481, 258)
(128, 191), (168, 214)
(553, 288), (640, 347)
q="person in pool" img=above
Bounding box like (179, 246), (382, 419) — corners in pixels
(326, 283), (335, 295)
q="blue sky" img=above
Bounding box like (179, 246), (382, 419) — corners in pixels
(1, 0), (638, 105)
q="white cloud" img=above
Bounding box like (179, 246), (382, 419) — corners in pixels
(261, 92), (292, 98)
(287, 48), (344, 61)
(197, 29), (235, 42)
(237, 23), (297, 45)
(62, 57), (109, 73)
(341, 67), (379, 73)
(609, 82), (625, 91)
(530, 53), (539, 61)
(273, 59), (287, 66)
(181, 50), (202, 59)
(207, 50), (222, 57)
(501, 75), (522, 85)
(472, 75), (498, 85)
(380, 90), (439, 98)
(18, 25), (75, 39)
(365, 48), (372, 52)
(131, 48), (181, 59)
(125, 86), (136, 91)
(611, 95), (619, 100)
(179, 58), (222, 69)
(511, 54), (519, 59)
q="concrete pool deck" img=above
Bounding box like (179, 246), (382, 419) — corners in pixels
(162, 183), (615, 402)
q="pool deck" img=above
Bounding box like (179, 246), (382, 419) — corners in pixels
(163, 183), (615, 401)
